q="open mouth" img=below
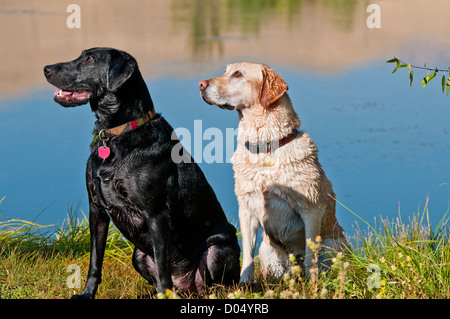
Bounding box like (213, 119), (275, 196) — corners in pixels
(54, 89), (93, 106)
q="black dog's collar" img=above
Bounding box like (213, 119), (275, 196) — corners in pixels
(94, 110), (155, 139)
(91, 110), (155, 150)
(245, 129), (298, 154)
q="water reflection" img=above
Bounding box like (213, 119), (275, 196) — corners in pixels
(172, 0), (362, 64)
(172, 0), (305, 58)
(2, 0), (450, 99)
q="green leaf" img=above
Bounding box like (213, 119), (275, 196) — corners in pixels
(422, 71), (437, 87)
(446, 77), (450, 96)
(428, 71), (437, 82)
(422, 73), (429, 88)
(409, 69), (414, 87)
(392, 60), (401, 74)
(407, 63), (411, 73)
(386, 57), (398, 63)
(442, 75), (446, 93)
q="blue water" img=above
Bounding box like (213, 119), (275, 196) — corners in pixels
(1, 60), (450, 236)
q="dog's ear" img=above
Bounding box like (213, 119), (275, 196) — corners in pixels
(107, 51), (137, 92)
(260, 65), (288, 107)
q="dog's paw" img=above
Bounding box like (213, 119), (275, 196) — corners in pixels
(71, 293), (94, 299)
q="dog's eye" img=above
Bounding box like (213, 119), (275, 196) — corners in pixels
(232, 71), (242, 78)
(85, 56), (94, 63)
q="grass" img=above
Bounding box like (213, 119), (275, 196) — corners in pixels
(1, 196), (450, 299)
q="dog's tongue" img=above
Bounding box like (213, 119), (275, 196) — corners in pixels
(53, 88), (93, 105)
(54, 89), (73, 97)
(54, 88), (92, 99)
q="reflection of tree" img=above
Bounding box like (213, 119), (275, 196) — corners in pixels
(191, 0), (223, 58)
(172, 0), (303, 59)
(171, 0), (357, 59)
(320, 0), (357, 30)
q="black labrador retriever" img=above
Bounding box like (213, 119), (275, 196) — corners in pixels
(43, 47), (240, 298)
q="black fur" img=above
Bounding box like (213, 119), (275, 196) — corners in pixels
(44, 48), (240, 298)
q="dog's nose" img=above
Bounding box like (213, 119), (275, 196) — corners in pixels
(199, 80), (208, 91)
(43, 65), (53, 77)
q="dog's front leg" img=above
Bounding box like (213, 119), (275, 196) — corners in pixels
(239, 207), (260, 284)
(72, 206), (110, 299)
(302, 210), (323, 274)
(148, 214), (173, 294)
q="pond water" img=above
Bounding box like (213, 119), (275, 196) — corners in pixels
(1, 0), (450, 238)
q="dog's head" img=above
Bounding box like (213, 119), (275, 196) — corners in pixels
(199, 62), (288, 111)
(44, 48), (137, 108)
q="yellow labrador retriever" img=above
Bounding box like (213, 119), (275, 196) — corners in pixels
(199, 62), (348, 283)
